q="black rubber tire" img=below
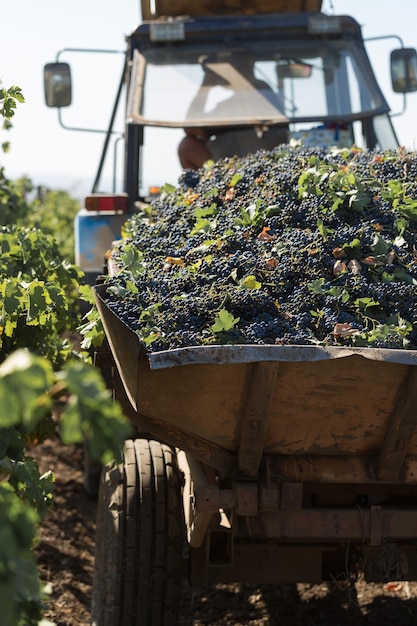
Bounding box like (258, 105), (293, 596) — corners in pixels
(91, 438), (184, 626)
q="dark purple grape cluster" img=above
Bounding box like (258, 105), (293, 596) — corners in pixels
(105, 145), (417, 352)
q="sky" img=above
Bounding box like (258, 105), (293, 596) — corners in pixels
(1, 0), (417, 199)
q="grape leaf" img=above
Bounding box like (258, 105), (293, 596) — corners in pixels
(240, 275), (261, 290)
(211, 309), (240, 333)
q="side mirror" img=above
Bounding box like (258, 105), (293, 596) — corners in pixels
(43, 62), (72, 107)
(390, 48), (417, 93)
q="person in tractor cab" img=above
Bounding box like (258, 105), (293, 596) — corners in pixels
(178, 126), (213, 170)
(178, 53), (289, 169)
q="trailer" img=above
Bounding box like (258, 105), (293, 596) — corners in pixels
(90, 282), (417, 625)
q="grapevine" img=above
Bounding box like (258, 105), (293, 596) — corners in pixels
(0, 82), (131, 626)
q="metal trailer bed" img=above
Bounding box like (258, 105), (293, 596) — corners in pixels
(91, 283), (417, 624)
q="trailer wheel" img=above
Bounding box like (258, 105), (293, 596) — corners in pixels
(91, 438), (184, 626)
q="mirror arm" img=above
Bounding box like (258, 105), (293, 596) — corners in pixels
(364, 34), (404, 47)
(57, 108), (109, 134)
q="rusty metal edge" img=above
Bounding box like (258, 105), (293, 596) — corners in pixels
(148, 344), (417, 370)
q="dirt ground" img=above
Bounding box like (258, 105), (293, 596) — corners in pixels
(33, 440), (417, 626)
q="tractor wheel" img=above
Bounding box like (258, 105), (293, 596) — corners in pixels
(91, 438), (184, 626)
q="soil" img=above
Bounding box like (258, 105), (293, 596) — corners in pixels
(33, 440), (417, 626)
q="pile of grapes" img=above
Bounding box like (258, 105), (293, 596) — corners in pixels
(105, 145), (417, 352)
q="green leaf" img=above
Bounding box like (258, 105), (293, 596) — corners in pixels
(1, 280), (23, 315)
(330, 193), (344, 211)
(341, 238), (362, 259)
(316, 218), (329, 241)
(392, 269), (417, 285)
(0, 86), (25, 121)
(355, 315), (412, 348)
(107, 283), (130, 299)
(271, 241), (288, 257)
(140, 329), (161, 346)
(240, 275), (261, 290)
(194, 203), (218, 218)
(203, 188), (219, 199)
(308, 278), (326, 294)
(0, 483), (42, 626)
(234, 211), (251, 227)
(0, 350), (54, 430)
(78, 284), (95, 304)
(349, 238), (361, 250)
(353, 297), (381, 311)
(370, 234), (390, 257)
(138, 302), (161, 322)
(230, 173), (243, 187)
(211, 309), (240, 333)
(78, 307), (105, 349)
(119, 244), (144, 274)
(346, 182), (371, 210)
(125, 279), (138, 294)
(399, 198), (417, 221)
(60, 360), (132, 465)
(26, 282), (49, 323)
(191, 217), (213, 235)
(234, 199), (264, 226)
(8, 459), (54, 517)
(160, 182), (176, 194)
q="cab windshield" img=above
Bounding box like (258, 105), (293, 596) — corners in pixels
(129, 40), (389, 128)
